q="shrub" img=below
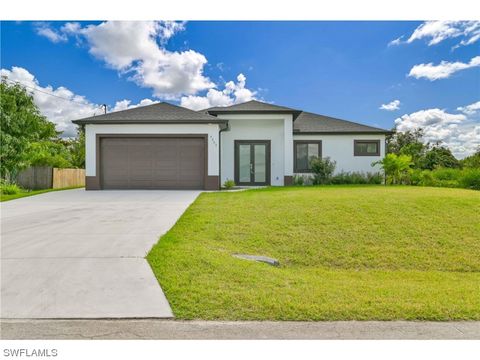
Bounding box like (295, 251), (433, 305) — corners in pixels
(366, 172), (383, 184)
(223, 179), (235, 190)
(459, 168), (480, 190)
(310, 157), (336, 185)
(330, 172), (382, 185)
(372, 153), (413, 185)
(293, 175), (304, 186)
(410, 168), (480, 190)
(0, 182), (21, 195)
(432, 167), (460, 181)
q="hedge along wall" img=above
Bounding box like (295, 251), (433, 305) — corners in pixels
(16, 166), (85, 190)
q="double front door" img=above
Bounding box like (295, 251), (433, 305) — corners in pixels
(234, 140), (271, 186)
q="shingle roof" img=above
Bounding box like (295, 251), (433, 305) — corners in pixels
(204, 100), (302, 117)
(293, 111), (391, 134)
(72, 102), (226, 125)
(72, 99), (390, 134)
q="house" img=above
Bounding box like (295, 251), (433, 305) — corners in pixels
(72, 100), (390, 190)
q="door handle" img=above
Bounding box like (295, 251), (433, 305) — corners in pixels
(250, 163), (254, 174)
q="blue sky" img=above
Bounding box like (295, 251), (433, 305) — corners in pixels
(1, 21), (479, 157)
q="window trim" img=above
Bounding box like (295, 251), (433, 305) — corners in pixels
(294, 140), (322, 173)
(354, 140), (381, 156)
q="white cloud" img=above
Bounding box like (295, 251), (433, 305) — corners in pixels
(60, 22), (81, 35)
(1, 66), (158, 138)
(180, 73), (256, 110)
(388, 36), (404, 46)
(111, 98), (158, 112)
(390, 21), (480, 48)
(1, 66), (101, 137)
(66, 21), (214, 99)
(395, 108), (480, 158)
(457, 101), (480, 115)
(33, 21), (259, 104)
(35, 23), (67, 43)
(408, 56), (480, 81)
(380, 99), (400, 111)
(156, 21), (186, 43)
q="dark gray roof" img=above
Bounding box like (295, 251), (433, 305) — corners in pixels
(72, 99), (390, 134)
(204, 100), (302, 118)
(293, 112), (391, 134)
(72, 102), (226, 125)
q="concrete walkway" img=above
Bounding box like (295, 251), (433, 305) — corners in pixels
(1, 189), (201, 318)
(1, 320), (479, 340)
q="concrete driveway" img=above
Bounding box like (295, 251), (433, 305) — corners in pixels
(1, 189), (201, 318)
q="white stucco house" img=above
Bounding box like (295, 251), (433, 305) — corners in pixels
(73, 100), (390, 190)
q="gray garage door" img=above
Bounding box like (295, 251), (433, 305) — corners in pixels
(100, 137), (206, 189)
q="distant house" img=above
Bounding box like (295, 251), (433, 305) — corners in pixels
(73, 100), (390, 190)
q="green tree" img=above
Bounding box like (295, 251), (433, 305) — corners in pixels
(421, 145), (459, 170)
(373, 153), (413, 185)
(68, 126), (86, 168)
(28, 140), (73, 168)
(0, 79), (57, 179)
(386, 128), (427, 168)
(461, 148), (480, 168)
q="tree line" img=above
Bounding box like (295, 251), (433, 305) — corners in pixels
(1, 79), (85, 182)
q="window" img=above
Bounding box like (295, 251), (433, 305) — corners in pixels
(354, 140), (380, 156)
(294, 140), (322, 172)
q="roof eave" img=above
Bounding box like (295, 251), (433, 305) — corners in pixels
(207, 109), (302, 119)
(293, 130), (393, 135)
(72, 119), (228, 127)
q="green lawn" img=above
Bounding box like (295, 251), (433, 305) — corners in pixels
(0, 186), (84, 202)
(147, 186), (480, 320)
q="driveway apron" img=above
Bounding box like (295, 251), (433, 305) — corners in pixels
(1, 189), (200, 318)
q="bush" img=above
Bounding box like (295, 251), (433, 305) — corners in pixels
(410, 168), (480, 190)
(432, 168), (460, 181)
(330, 171), (382, 185)
(460, 168), (480, 190)
(223, 179), (235, 190)
(293, 175), (304, 186)
(0, 182), (21, 195)
(372, 153), (413, 185)
(310, 157), (336, 185)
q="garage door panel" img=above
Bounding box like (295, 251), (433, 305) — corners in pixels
(152, 170), (178, 181)
(100, 137), (205, 189)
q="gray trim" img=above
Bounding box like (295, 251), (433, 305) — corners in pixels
(354, 139), (381, 156)
(205, 176), (220, 190)
(85, 176), (100, 190)
(74, 119), (228, 126)
(293, 131), (392, 135)
(208, 110), (302, 120)
(284, 176), (293, 186)
(234, 140), (271, 186)
(294, 140), (322, 173)
(96, 134), (209, 190)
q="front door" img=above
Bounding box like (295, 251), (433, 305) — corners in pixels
(234, 140), (271, 186)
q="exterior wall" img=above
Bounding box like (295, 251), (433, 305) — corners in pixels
(293, 134), (386, 174)
(85, 123), (221, 189)
(218, 114), (294, 186)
